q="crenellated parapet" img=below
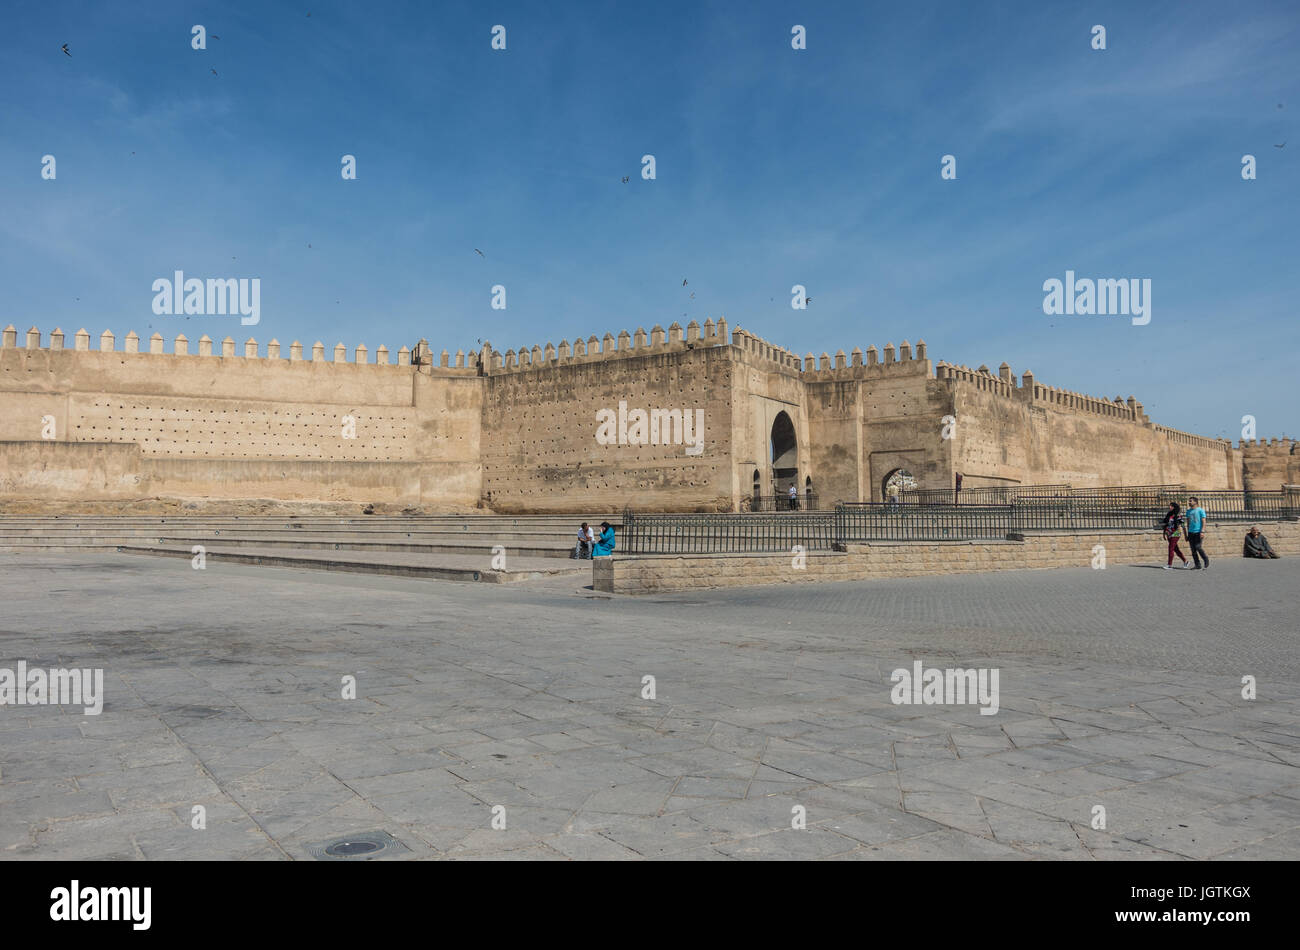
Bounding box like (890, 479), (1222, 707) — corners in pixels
(486, 317), (731, 374)
(485, 321), (936, 381)
(0, 324), (477, 373)
(1153, 425), (1234, 451)
(730, 328), (802, 372)
(938, 359), (1148, 424)
(1239, 437), (1296, 451)
(800, 339), (932, 381)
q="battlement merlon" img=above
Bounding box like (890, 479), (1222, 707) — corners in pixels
(0, 325), (478, 374)
(482, 318), (741, 374)
(933, 358), (1253, 447)
(937, 360), (1146, 424)
(482, 323), (938, 379)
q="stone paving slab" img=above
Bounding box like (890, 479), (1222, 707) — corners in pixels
(1, 553), (1298, 860)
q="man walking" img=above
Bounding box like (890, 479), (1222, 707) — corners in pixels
(1185, 496), (1209, 571)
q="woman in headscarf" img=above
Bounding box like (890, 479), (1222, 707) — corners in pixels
(1160, 502), (1189, 569)
(592, 521), (616, 557)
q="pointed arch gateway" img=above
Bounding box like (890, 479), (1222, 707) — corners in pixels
(771, 411), (799, 505)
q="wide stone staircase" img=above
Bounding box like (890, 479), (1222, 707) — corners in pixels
(0, 514), (622, 584)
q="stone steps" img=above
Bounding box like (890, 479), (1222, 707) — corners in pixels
(0, 514), (621, 554)
(115, 544), (589, 583)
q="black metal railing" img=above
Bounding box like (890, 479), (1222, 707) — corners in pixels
(905, 486), (1074, 505)
(902, 484), (1184, 507)
(619, 489), (1298, 554)
(1183, 490), (1298, 522)
(836, 503), (1014, 540)
(621, 510), (836, 553)
(746, 492), (824, 512)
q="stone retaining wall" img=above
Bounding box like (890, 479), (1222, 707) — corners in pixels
(593, 520), (1300, 593)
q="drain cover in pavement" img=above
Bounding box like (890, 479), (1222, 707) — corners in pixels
(306, 830), (409, 861)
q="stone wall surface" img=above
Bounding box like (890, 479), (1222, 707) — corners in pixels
(0, 324), (1283, 512)
(0, 338), (480, 506)
(942, 366), (1240, 491)
(480, 344), (732, 513)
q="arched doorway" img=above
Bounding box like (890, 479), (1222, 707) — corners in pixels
(771, 412), (798, 508)
(751, 469), (761, 512)
(882, 468), (915, 504)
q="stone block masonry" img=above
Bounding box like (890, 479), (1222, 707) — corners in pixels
(0, 321), (1278, 512)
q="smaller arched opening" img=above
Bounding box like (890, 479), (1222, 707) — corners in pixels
(883, 468), (915, 505)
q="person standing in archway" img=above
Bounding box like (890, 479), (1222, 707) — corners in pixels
(788, 483), (798, 510)
(955, 471), (963, 504)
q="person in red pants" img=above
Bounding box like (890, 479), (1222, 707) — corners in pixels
(1160, 502), (1189, 569)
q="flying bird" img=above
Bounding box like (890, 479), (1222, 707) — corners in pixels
(211, 34), (220, 40)
(61, 44), (70, 56)
(682, 279), (687, 286)
(1275, 142), (1286, 148)
(621, 176), (629, 183)
(474, 248), (484, 257)
(689, 293), (695, 298)
(211, 68), (218, 76)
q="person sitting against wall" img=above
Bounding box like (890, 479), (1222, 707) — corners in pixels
(592, 521), (616, 557)
(1243, 526), (1281, 559)
(573, 522), (594, 559)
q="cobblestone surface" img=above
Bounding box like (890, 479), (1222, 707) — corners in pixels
(1, 553), (1296, 860)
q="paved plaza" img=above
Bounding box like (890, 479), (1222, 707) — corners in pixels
(2, 552), (1298, 860)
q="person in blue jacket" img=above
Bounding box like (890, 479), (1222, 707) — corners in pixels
(1185, 496), (1209, 571)
(592, 521), (616, 557)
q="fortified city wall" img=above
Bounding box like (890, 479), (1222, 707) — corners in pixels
(1240, 438), (1298, 490)
(479, 319), (733, 513)
(0, 326), (481, 507)
(0, 320), (1281, 512)
(936, 362), (1242, 492)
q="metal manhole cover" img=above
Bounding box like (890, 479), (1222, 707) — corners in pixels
(328, 840), (380, 856)
(306, 830), (408, 861)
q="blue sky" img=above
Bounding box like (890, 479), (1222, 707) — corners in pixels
(4, 0), (1297, 439)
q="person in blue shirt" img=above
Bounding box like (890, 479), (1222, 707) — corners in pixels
(1185, 497), (1209, 571)
(592, 521), (616, 557)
